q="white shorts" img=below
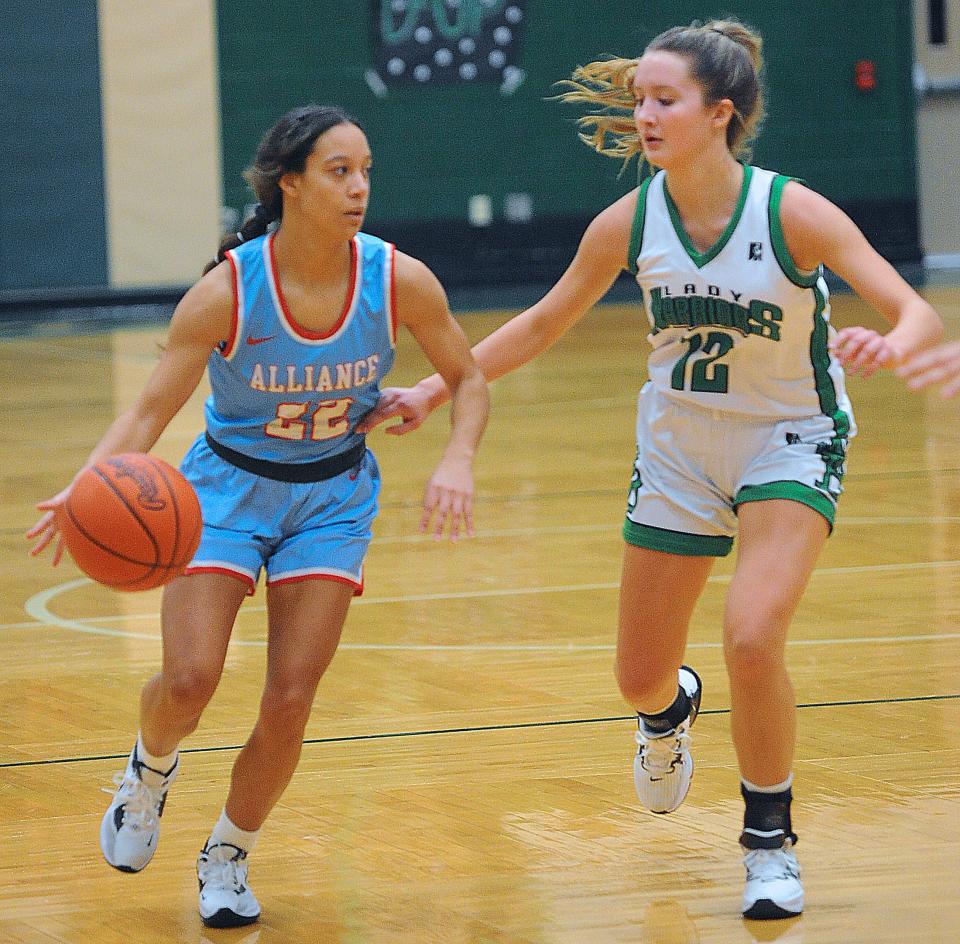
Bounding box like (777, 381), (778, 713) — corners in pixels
(624, 384), (855, 557)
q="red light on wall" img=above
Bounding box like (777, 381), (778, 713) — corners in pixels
(855, 59), (877, 92)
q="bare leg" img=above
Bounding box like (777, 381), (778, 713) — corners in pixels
(724, 500), (828, 785)
(616, 543), (714, 712)
(139, 573), (249, 757)
(224, 578), (354, 831)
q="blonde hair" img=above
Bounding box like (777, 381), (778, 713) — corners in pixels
(556, 19), (765, 167)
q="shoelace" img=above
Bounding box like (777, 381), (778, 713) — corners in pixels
(198, 844), (249, 892)
(100, 771), (164, 831)
(635, 728), (690, 776)
(743, 847), (800, 882)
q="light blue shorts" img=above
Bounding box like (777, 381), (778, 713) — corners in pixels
(179, 434), (380, 595)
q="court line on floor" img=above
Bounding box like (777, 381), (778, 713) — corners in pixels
(7, 514), (960, 543)
(17, 559), (960, 650)
(2, 692), (958, 771)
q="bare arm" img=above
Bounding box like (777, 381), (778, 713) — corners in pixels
(393, 251), (489, 539)
(28, 263), (235, 559)
(780, 181), (942, 376)
(419, 191), (635, 407)
(357, 190), (635, 435)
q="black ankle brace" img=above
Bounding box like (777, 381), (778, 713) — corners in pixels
(739, 783), (798, 850)
(639, 685), (691, 734)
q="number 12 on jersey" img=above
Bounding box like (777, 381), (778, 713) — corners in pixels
(670, 330), (734, 393)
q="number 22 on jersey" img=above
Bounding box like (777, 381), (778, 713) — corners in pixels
(266, 398), (353, 440)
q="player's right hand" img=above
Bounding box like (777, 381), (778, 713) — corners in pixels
(26, 488), (70, 564)
(356, 385), (435, 436)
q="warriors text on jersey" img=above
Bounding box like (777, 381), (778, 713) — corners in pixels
(628, 165), (854, 438)
(208, 231), (397, 463)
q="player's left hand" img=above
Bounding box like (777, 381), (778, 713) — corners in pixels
(830, 326), (904, 378)
(420, 460), (475, 541)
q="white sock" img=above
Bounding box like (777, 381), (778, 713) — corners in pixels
(137, 732), (178, 774)
(210, 809), (260, 854)
(741, 773), (794, 793)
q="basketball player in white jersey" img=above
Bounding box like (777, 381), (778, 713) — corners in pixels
(358, 20), (942, 920)
(28, 105), (488, 928)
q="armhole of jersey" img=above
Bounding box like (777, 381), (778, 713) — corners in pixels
(220, 250), (243, 360)
(626, 175), (653, 275)
(768, 175), (820, 288)
(385, 242), (398, 349)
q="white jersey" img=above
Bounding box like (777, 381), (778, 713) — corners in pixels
(628, 165), (854, 438)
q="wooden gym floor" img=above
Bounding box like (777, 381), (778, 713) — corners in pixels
(1, 283), (958, 943)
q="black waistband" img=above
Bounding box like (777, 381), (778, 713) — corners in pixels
(205, 433), (366, 483)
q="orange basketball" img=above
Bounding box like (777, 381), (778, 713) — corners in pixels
(56, 453), (202, 591)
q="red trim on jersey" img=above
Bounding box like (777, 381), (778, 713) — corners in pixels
(268, 232), (358, 341)
(220, 251), (241, 359)
(267, 571), (364, 596)
(183, 565), (256, 595)
(388, 242), (398, 347)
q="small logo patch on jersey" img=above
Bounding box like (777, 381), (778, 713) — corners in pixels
(749, 242), (763, 261)
(246, 334), (275, 346)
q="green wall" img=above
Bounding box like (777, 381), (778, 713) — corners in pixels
(216, 1), (919, 280)
(1, 2), (107, 291)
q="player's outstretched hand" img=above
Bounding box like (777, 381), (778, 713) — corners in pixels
(829, 326), (903, 378)
(896, 340), (960, 398)
(26, 488), (70, 564)
(419, 460), (475, 542)
(356, 385), (435, 436)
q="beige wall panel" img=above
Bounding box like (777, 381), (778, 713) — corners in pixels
(98, 1), (222, 287)
(913, 0), (960, 261)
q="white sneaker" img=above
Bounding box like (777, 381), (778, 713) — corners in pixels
(633, 666), (701, 814)
(197, 841), (261, 928)
(100, 744), (178, 872)
(742, 841), (804, 919)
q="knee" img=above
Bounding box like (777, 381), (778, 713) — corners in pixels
(614, 658), (673, 710)
(724, 611), (787, 680)
(258, 681), (317, 736)
(163, 663), (221, 715)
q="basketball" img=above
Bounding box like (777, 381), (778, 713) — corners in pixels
(56, 453), (202, 591)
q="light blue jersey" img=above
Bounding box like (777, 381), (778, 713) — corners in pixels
(207, 230), (397, 463)
(178, 230), (398, 594)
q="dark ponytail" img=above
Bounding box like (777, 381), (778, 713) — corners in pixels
(204, 104), (363, 275)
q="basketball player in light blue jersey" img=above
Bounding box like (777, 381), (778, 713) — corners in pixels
(358, 20), (943, 921)
(29, 105), (488, 929)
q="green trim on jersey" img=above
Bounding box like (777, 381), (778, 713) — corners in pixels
(623, 519), (734, 557)
(663, 164), (753, 269)
(810, 281), (852, 439)
(626, 176), (653, 275)
(768, 175), (819, 288)
(769, 173), (853, 445)
(734, 481), (836, 529)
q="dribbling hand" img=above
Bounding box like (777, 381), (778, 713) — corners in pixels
(26, 488), (71, 565)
